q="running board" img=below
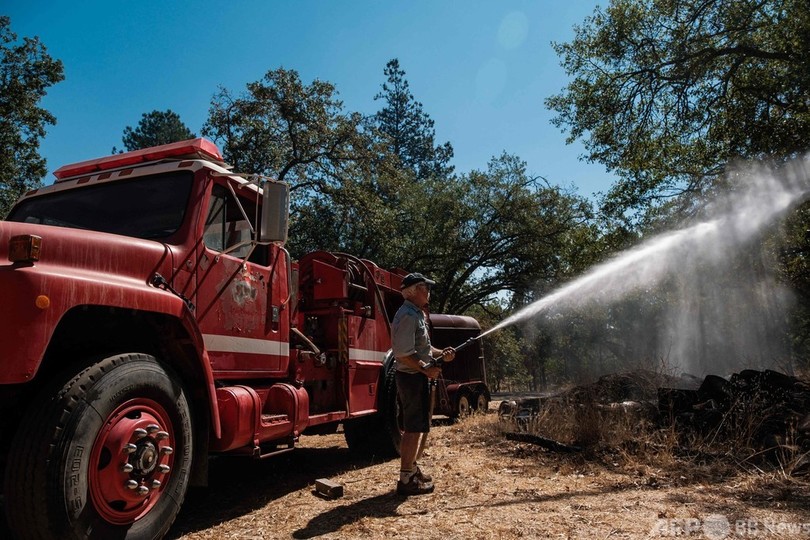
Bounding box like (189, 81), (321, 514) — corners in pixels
(256, 445), (296, 459)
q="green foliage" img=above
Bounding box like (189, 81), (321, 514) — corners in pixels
(775, 202), (810, 302)
(202, 67), (407, 268)
(293, 58), (459, 269)
(466, 304), (528, 392)
(770, 201), (810, 365)
(547, 0), (810, 220)
(371, 59), (454, 180)
(410, 154), (594, 314)
(118, 110), (195, 152)
(203, 68), (366, 193)
(289, 154), (409, 261)
(0, 16), (64, 218)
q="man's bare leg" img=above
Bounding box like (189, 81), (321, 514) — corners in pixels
(400, 431), (421, 479)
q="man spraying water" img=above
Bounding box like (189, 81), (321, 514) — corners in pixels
(392, 273), (456, 496)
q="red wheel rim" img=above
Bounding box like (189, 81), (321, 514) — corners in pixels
(88, 398), (176, 525)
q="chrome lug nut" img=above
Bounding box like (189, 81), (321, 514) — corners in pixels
(146, 424), (160, 434)
(124, 443), (137, 454)
(151, 479), (162, 489)
(161, 446), (173, 455)
(156, 431), (169, 441)
(158, 464), (170, 474)
(136, 485), (149, 496)
(133, 428), (148, 439)
(122, 463), (134, 473)
(125, 480), (138, 490)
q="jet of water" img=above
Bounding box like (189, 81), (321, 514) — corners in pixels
(482, 157), (810, 372)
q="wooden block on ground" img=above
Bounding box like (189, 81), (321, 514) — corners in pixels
(314, 478), (344, 499)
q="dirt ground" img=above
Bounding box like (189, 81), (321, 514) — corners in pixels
(167, 405), (810, 540)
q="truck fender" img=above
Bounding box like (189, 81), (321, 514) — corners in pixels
(178, 307), (222, 439)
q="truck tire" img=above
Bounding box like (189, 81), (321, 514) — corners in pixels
(382, 362), (404, 454)
(342, 363), (400, 458)
(5, 353), (193, 540)
(343, 414), (397, 458)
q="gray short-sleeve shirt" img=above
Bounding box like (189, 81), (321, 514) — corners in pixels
(392, 300), (432, 374)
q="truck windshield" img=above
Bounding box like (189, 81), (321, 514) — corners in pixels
(6, 172), (194, 240)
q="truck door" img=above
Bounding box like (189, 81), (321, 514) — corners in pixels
(195, 180), (290, 378)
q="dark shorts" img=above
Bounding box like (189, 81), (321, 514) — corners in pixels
(396, 370), (431, 433)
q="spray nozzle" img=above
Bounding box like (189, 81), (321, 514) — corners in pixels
(453, 336), (482, 353)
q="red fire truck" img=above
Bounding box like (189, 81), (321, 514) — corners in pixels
(0, 139), (488, 539)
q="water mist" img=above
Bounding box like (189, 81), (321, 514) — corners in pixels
(484, 157), (810, 377)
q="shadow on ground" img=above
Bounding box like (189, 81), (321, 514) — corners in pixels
(291, 492), (405, 539)
(166, 443), (389, 538)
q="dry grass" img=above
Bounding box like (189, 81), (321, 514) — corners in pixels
(168, 405), (810, 540)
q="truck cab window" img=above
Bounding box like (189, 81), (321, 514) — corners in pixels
(7, 172), (193, 239)
(203, 183), (267, 265)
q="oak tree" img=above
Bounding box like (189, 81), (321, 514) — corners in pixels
(0, 16), (63, 217)
(547, 0), (809, 220)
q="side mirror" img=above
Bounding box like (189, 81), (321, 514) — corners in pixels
(260, 181), (289, 245)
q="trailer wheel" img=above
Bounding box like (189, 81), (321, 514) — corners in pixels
(475, 393), (489, 414)
(457, 392), (472, 417)
(5, 353), (193, 540)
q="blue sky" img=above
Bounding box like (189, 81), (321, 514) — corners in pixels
(6, 1), (613, 198)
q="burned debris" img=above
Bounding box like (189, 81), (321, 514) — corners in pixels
(499, 369), (810, 470)
(659, 369), (810, 452)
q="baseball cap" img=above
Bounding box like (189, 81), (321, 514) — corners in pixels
(400, 272), (436, 290)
